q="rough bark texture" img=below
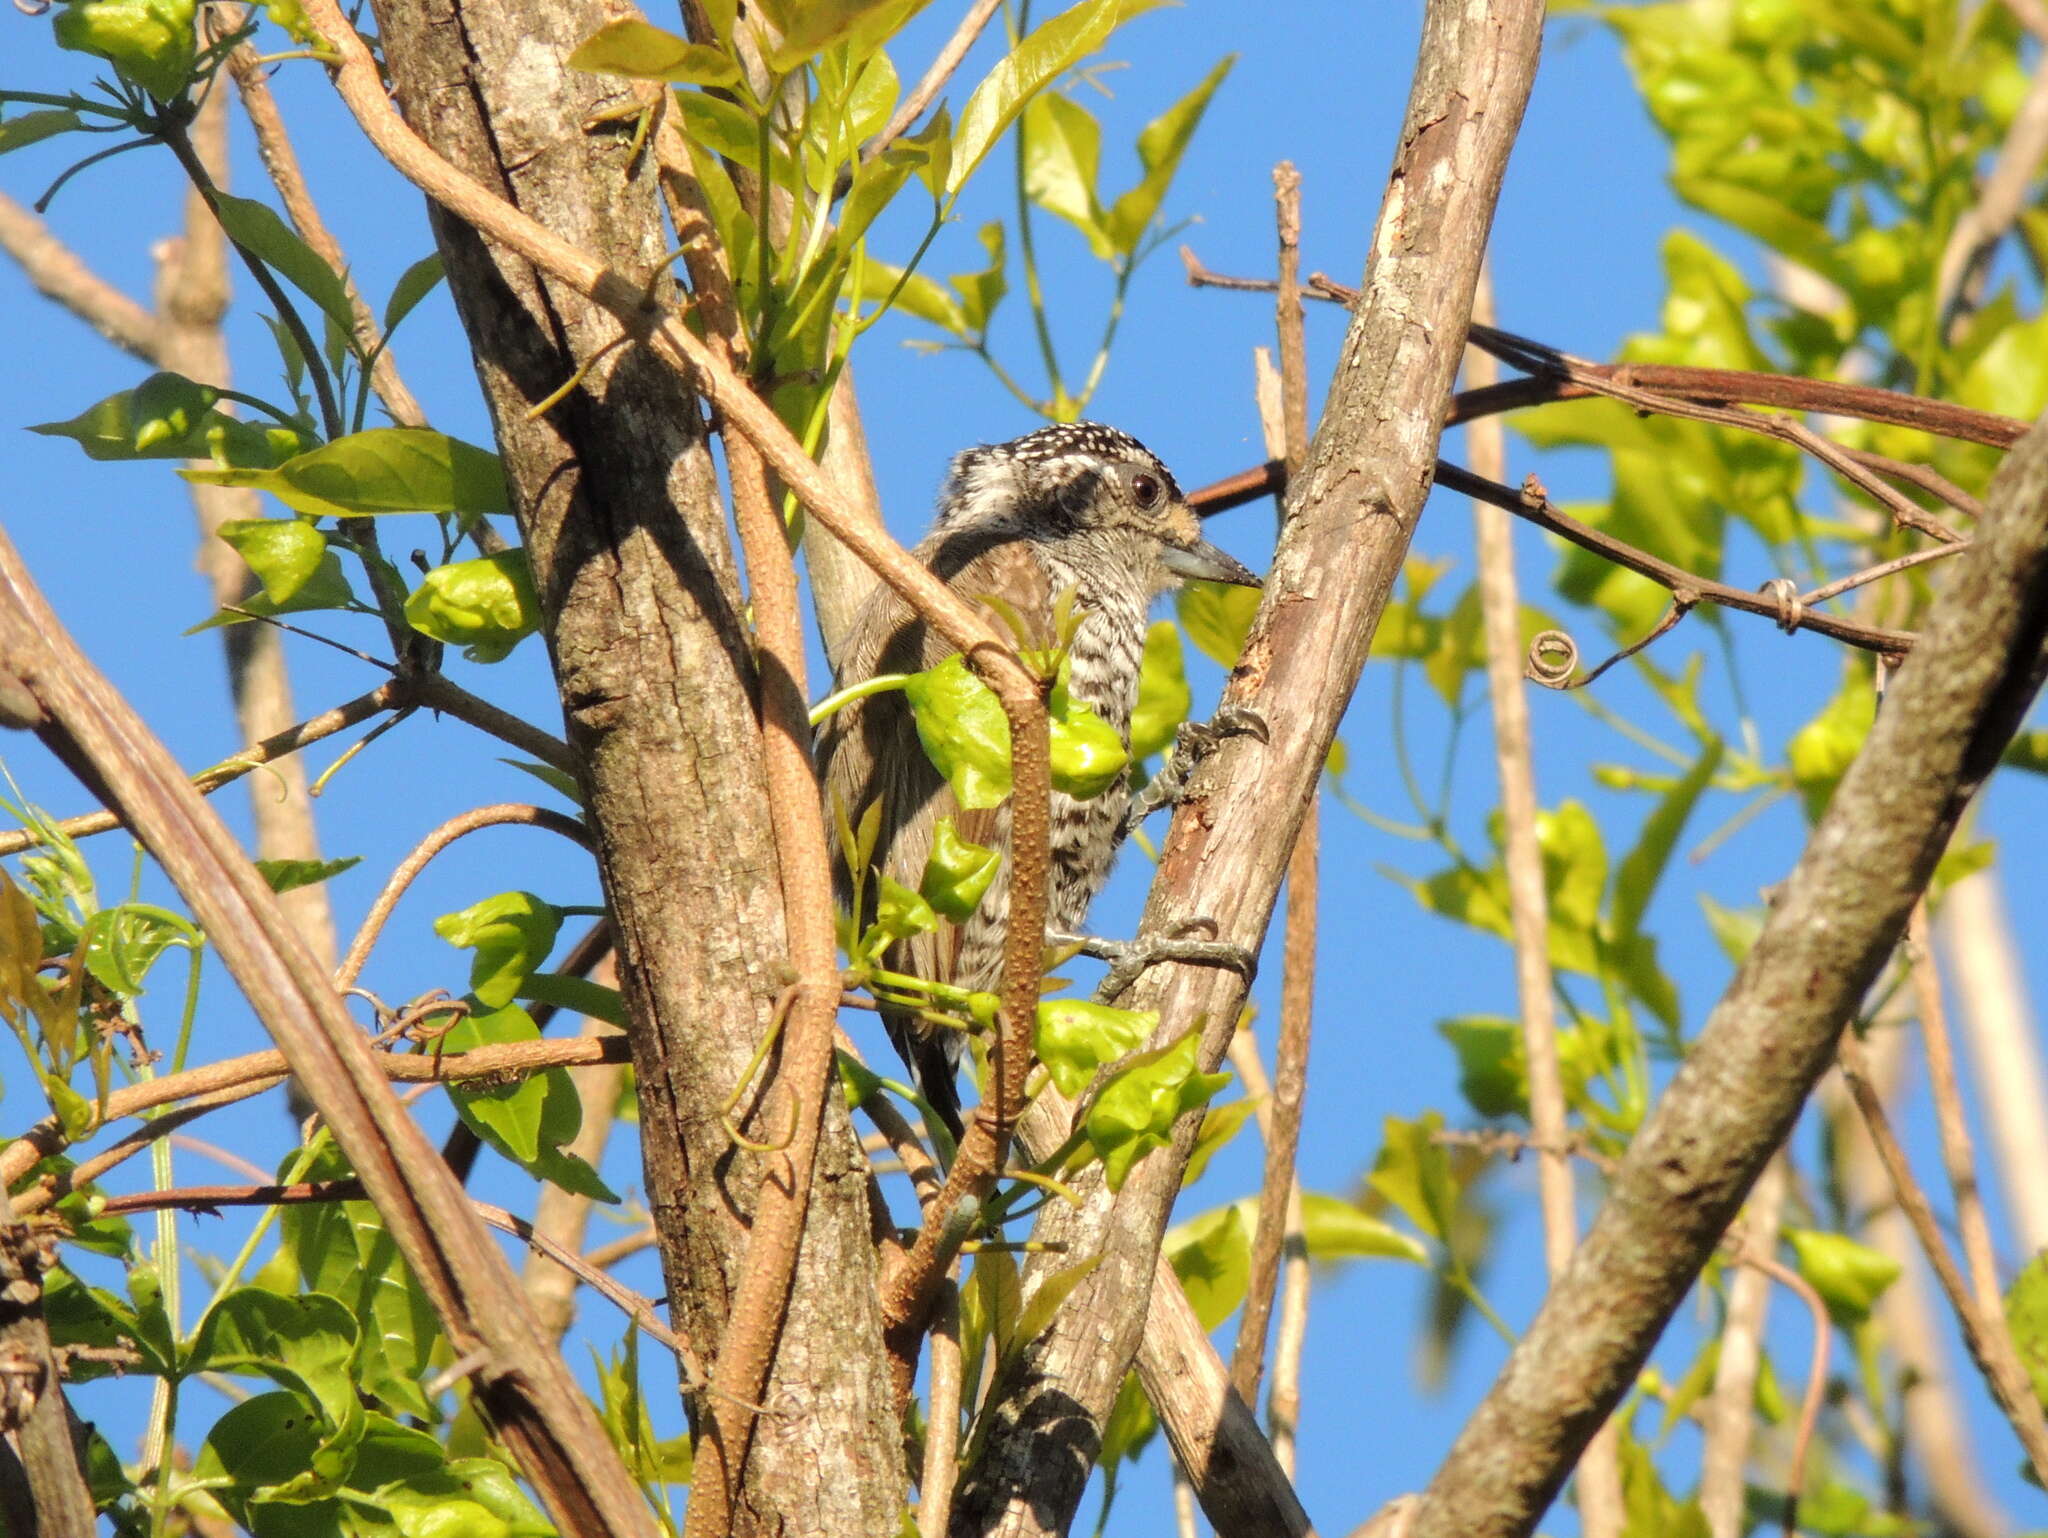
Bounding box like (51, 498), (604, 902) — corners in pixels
(368, 6), (900, 1532)
(1407, 405), (2048, 1538)
(950, 2), (1547, 1532)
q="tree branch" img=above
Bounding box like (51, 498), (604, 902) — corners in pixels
(1406, 398), (2048, 1538)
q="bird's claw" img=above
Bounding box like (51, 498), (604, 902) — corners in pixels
(1120, 704), (1269, 838)
(1050, 922), (1258, 1003)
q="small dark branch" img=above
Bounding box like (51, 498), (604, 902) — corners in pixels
(1725, 1241), (1830, 1538)
(1190, 459), (1287, 519)
(1436, 462), (1919, 658)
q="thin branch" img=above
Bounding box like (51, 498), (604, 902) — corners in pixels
(1726, 1237), (1830, 1538)
(335, 803), (592, 988)
(2, 1033), (632, 1208)
(98, 1179), (704, 1377)
(1837, 1032), (2048, 1488)
(1699, 1157), (1788, 1538)
(0, 186), (160, 360)
(223, 24), (427, 427)
(1936, 43), (2048, 324)
(868, 0), (1002, 163)
(1908, 903), (2006, 1327)
(410, 671), (579, 776)
(1407, 393), (2048, 1538)
(918, 1278), (963, 1538)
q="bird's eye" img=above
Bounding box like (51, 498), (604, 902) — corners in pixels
(1131, 471), (1163, 509)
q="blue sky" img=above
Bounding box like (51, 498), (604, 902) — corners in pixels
(4, 2), (2045, 1533)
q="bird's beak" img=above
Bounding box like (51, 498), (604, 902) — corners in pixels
(1163, 537), (1261, 588)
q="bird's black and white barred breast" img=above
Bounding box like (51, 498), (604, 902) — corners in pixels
(818, 421), (1202, 1132)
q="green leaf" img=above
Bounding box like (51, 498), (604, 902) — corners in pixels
(1022, 91), (1109, 258)
(382, 253), (446, 335)
(865, 875), (938, 952)
(1786, 1227), (1900, 1325)
(1788, 671), (1876, 821)
(434, 891), (561, 1010)
(210, 191), (357, 335)
(756, 0), (929, 70)
(897, 102), (953, 200)
(1610, 737), (1723, 941)
(184, 427), (511, 519)
(499, 757), (585, 806)
(517, 972), (626, 1028)
(1079, 1027), (1230, 1190)
(1034, 998), (1155, 1098)
(950, 221), (1008, 335)
(280, 1144), (439, 1421)
(1183, 1095), (1253, 1186)
(1129, 620), (1189, 761)
(1047, 665), (1128, 799)
(52, 0), (196, 100)
(218, 518), (331, 606)
(439, 1001), (619, 1203)
(1698, 893), (1763, 966)
(1102, 55), (1234, 256)
(946, 0), (1125, 199)
(32, 376), (305, 467)
(1436, 1015), (1527, 1120)
(78, 903), (198, 997)
(1165, 1204), (1249, 1329)
(190, 548), (355, 628)
(1298, 1192), (1429, 1264)
(1176, 580), (1261, 666)
(920, 816), (1000, 921)
(189, 1288), (365, 1486)
(254, 856), (361, 896)
(853, 258), (968, 334)
(2006, 1249), (2048, 1407)
(0, 109), (86, 156)
(1099, 1371), (1158, 1474)
(1368, 1111), (1456, 1243)
(567, 19), (742, 86)
(1013, 1255), (1102, 1349)
(404, 549), (542, 664)
(905, 653), (1013, 810)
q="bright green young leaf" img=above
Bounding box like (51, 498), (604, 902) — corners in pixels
(566, 18), (743, 86)
(950, 221), (1008, 335)
(32, 377), (305, 467)
(1034, 997), (1155, 1097)
(854, 257), (969, 335)
(438, 1001), (620, 1203)
(210, 192), (357, 335)
(1176, 578), (1261, 666)
(1698, 892), (1763, 966)
(189, 1288), (365, 1478)
(959, 1247), (1021, 1401)
(755, 0), (927, 70)
(1099, 1371), (1158, 1475)
(52, 0), (196, 101)
(946, 0), (1125, 199)
(218, 517), (331, 606)
(78, 903), (197, 998)
(920, 816), (999, 921)
(254, 855), (361, 896)
(1167, 1204), (1251, 1330)
(905, 652), (1013, 809)
(1047, 667), (1128, 798)
(1023, 90), (1109, 257)
(1298, 1192), (1430, 1265)
(190, 547), (355, 628)
(434, 890), (561, 1009)
(1610, 737), (1723, 941)
(404, 549), (542, 663)
(1368, 1110), (1457, 1243)
(1436, 1015), (1527, 1120)
(1013, 1255), (1103, 1353)
(2006, 1250), (2048, 1407)
(1183, 1095), (1254, 1186)
(280, 1143), (439, 1421)
(1079, 1027), (1230, 1190)
(383, 252), (446, 335)
(0, 109), (86, 156)
(517, 971), (625, 1028)
(373, 1460), (555, 1538)
(1788, 670), (1876, 821)
(1786, 1227), (1901, 1325)
(867, 875), (938, 951)
(185, 427), (511, 519)
(1130, 619), (1189, 760)
(1102, 55), (1234, 256)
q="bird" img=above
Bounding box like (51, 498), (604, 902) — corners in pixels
(817, 422), (1262, 1138)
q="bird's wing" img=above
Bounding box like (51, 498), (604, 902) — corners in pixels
(818, 533), (1054, 995)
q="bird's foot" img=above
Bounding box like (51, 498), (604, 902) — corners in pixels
(1121, 704), (1269, 839)
(1050, 920), (1258, 1003)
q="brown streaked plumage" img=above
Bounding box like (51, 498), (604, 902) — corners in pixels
(818, 422), (1261, 1136)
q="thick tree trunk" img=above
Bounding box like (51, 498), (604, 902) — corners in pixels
(368, 6), (902, 1532)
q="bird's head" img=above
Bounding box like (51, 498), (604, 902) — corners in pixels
(936, 422), (1261, 594)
